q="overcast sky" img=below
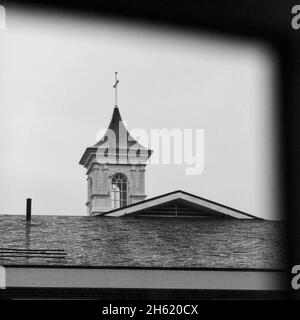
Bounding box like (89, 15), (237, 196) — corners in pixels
(0, 6), (280, 219)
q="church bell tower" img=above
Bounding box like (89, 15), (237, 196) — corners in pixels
(79, 73), (152, 215)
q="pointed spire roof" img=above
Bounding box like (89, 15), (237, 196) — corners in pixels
(79, 106), (152, 167)
(93, 106), (145, 150)
(79, 73), (152, 167)
(106, 106), (123, 134)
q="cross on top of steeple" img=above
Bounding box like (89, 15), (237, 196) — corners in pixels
(113, 72), (119, 108)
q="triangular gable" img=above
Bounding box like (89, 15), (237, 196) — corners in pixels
(101, 190), (261, 219)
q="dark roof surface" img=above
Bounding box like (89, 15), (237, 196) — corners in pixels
(0, 215), (287, 270)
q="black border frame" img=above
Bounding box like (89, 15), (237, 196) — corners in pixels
(2, 0), (299, 299)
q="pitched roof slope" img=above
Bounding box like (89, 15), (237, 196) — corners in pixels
(103, 190), (262, 219)
(0, 215), (286, 269)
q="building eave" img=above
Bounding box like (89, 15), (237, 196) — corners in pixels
(0, 265), (287, 292)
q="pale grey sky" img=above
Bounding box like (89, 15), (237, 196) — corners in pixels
(0, 7), (280, 219)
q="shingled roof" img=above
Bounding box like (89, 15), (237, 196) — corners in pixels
(0, 215), (286, 270)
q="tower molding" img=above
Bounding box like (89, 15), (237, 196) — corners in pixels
(79, 106), (152, 215)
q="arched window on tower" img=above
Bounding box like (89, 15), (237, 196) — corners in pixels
(111, 173), (128, 209)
